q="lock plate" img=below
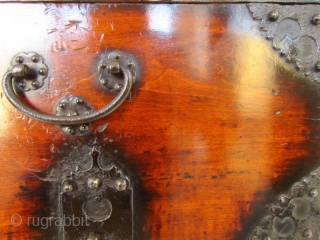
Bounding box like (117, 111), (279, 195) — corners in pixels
(32, 146), (134, 240)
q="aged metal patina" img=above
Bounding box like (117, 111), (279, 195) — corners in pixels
(248, 4), (320, 82)
(248, 167), (320, 239)
(38, 146), (133, 239)
(98, 50), (139, 93)
(9, 52), (48, 91)
(56, 96), (94, 135)
(2, 51), (138, 126)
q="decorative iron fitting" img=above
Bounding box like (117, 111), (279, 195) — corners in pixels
(248, 167), (320, 239)
(248, 4), (320, 82)
(42, 146), (133, 239)
(2, 51), (139, 134)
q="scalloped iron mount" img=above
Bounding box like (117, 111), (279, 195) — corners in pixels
(248, 4), (320, 82)
(247, 167), (320, 239)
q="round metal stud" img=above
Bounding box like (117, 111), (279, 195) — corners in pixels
(114, 84), (122, 92)
(268, 10), (279, 21)
(127, 61), (133, 67)
(15, 56), (24, 63)
(38, 68), (46, 75)
(65, 127), (75, 135)
(76, 98), (85, 104)
(115, 179), (127, 191)
(114, 52), (121, 59)
(31, 55), (39, 63)
(63, 182), (73, 192)
(59, 103), (65, 108)
(18, 82), (26, 89)
(280, 50), (288, 57)
(32, 81), (39, 88)
(279, 195), (290, 205)
(311, 14), (320, 25)
(88, 177), (101, 189)
(100, 79), (108, 85)
(79, 124), (89, 132)
(309, 188), (318, 197)
(100, 63), (106, 69)
(303, 229), (312, 238)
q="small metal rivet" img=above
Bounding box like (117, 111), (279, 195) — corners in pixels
(303, 229), (312, 238)
(75, 98), (84, 104)
(279, 195), (289, 204)
(63, 183), (73, 192)
(311, 14), (320, 25)
(66, 127), (74, 135)
(114, 52), (121, 59)
(88, 177), (101, 189)
(127, 61), (133, 67)
(114, 84), (122, 91)
(15, 56), (24, 63)
(280, 50), (288, 57)
(309, 188), (318, 197)
(115, 179), (127, 191)
(31, 55), (39, 62)
(59, 103), (65, 108)
(32, 81), (39, 87)
(19, 82), (26, 89)
(269, 10), (279, 21)
(100, 63), (106, 69)
(100, 79), (108, 85)
(79, 125), (89, 132)
(38, 68), (46, 75)
(315, 61), (320, 71)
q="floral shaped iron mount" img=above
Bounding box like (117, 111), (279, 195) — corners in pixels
(2, 50), (139, 135)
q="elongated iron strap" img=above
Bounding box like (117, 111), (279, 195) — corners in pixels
(2, 64), (133, 125)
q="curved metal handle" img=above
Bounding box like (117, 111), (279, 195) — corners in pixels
(2, 62), (133, 125)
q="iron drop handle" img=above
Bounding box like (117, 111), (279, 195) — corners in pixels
(2, 53), (135, 127)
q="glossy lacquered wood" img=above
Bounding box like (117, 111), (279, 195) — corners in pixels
(0, 3), (319, 240)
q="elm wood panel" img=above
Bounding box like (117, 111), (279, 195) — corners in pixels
(0, 3), (319, 240)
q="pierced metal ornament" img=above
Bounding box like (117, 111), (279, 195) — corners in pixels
(248, 4), (320, 81)
(248, 167), (320, 239)
(56, 96), (93, 135)
(10, 52), (48, 91)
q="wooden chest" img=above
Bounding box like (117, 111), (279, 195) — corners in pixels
(1, 1), (320, 239)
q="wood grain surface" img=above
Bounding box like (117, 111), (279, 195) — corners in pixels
(0, 3), (319, 240)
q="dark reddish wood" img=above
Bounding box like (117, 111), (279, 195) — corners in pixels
(0, 3), (319, 240)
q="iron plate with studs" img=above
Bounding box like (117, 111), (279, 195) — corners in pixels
(98, 50), (139, 93)
(37, 146), (133, 240)
(11, 52), (48, 91)
(248, 167), (320, 239)
(56, 96), (94, 135)
(60, 147), (132, 239)
(248, 4), (320, 82)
